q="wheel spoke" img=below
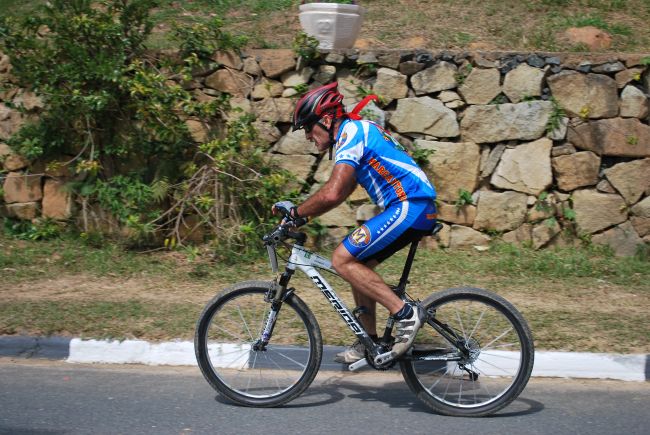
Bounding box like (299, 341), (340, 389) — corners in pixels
(484, 342), (519, 350)
(441, 364), (458, 402)
(210, 324), (248, 342)
(467, 307), (486, 342)
(479, 350), (522, 360)
(426, 367), (448, 392)
(475, 355), (518, 376)
(236, 304), (255, 341)
(219, 347), (250, 370)
(470, 362), (492, 398)
(196, 287), (318, 404)
(403, 289), (533, 415)
(454, 308), (468, 341)
(480, 327), (513, 351)
(260, 352), (287, 391)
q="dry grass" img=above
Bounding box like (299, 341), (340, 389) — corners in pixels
(208, 0), (650, 52)
(1, 0), (649, 52)
(1, 233), (648, 353)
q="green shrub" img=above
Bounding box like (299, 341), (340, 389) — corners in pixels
(0, 1), (291, 254)
(3, 217), (62, 241)
(171, 16), (247, 60)
(546, 97), (566, 134)
(410, 143), (434, 167)
(455, 189), (474, 210)
(0, 0), (229, 186)
(92, 175), (158, 222)
(154, 115), (299, 260)
(293, 31), (320, 61)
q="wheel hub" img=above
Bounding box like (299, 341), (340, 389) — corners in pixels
(462, 338), (481, 364)
(252, 339), (267, 351)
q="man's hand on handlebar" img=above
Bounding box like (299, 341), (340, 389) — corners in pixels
(265, 200), (309, 246)
(272, 200), (308, 227)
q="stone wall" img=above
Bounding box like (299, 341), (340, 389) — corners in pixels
(1, 49), (649, 255)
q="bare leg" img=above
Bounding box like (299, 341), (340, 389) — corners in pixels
(350, 259), (379, 336)
(351, 286), (378, 336)
(332, 244), (405, 327)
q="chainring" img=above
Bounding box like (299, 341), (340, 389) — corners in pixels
(365, 348), (397, 371)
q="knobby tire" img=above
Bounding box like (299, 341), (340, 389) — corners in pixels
(400, 287), (534, 417)
(195, 281), (323, 407)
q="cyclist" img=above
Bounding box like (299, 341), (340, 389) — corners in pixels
(273, 82), (437, 364)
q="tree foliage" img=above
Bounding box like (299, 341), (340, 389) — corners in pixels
(0, 0), (237, 181)
(0, 0), (290, 253)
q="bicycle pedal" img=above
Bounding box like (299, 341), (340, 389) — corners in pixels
(374, 350), (396, 366)
(348, 358), (368, 372)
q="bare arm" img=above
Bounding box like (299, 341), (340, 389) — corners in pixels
(297, 163), (357, 218)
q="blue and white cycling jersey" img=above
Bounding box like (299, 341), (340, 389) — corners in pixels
(334, 119), (436, 208)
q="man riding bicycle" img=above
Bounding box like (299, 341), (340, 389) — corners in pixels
(273, 82), (437, 364)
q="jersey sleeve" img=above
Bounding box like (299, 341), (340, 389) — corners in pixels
(334, 121), (365, 168)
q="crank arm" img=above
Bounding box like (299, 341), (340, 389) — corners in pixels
(348, 358), (369, 371)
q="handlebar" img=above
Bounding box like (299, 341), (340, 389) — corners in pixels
(262, 218), (308, 246)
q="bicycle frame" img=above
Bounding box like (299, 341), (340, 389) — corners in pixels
(282, 243), (381, 356)
(261, 223), (466, 366)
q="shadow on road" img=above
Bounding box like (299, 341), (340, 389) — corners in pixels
(213, 378), (544, 417)
(485, 397), (545, 418)
(213, 384), (347, 408)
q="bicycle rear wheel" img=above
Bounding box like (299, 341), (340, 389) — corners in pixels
(195, 281), (322, 407)
(400, 287), (534, 417)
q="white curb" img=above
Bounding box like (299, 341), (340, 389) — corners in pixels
(532, 351), (647, 381)
(67, 339), (649, 382)
(69, 339), (197, 366)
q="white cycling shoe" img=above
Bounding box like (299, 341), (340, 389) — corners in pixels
(334, 340), (365, 363)
(389, 304), (425, 358)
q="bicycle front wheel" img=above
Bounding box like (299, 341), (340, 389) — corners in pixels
(195, 281), (322, 407)
(400, 287), (534, 417)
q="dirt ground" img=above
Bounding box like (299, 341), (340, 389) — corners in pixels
(5, 272), (646, 318)
(2, 269), (648, 353)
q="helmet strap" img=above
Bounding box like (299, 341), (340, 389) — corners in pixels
(328, 124), (336, 160)
(318, 113), (339, 161)
(327, 116), (346, 161)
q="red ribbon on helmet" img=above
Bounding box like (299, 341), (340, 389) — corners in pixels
(348, 95), (379, 120)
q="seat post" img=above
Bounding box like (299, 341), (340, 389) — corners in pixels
(397, 238), (422, 291)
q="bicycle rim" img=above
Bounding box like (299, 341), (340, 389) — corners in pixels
(200, 289), (315, 400)
(404, 292), (532, 413)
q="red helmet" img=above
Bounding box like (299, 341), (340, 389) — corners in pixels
(292, 82), (345, 131)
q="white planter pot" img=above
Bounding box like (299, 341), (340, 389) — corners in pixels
(298, 3), (364, 50)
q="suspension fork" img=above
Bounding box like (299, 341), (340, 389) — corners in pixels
(253, 269), (295, 351)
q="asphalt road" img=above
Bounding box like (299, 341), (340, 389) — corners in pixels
(1, 358), (649, 435)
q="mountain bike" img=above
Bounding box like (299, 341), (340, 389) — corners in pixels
(195, 215), (535, 417)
